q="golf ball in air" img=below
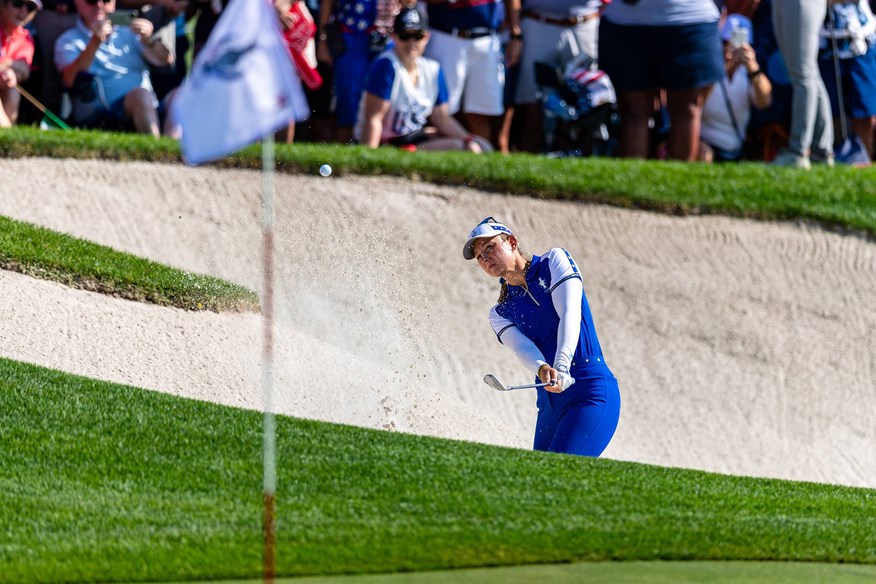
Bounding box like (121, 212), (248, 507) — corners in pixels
(320, 164), (332, 177)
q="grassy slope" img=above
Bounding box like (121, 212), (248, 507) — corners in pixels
(0, 215), (258, 312)
(1, 127), (875, 237)
(1, 359), (874, 584)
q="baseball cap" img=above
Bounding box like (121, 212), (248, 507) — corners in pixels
(463, 217), (513, 260)
(721, 14), (753, 44)
(394, 7), (428, 34)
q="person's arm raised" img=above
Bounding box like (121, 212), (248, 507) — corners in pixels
(131, 18), (173, 67)
(61, 20), (112, 89)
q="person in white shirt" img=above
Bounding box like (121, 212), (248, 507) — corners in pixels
(699, 14), (772, 162)
(355, 7), (491, 152)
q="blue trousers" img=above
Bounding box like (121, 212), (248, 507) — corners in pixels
(533, 366), (620, 456)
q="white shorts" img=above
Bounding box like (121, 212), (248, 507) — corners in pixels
(424, 29), (505, 116)
(515, 16), (599, 105)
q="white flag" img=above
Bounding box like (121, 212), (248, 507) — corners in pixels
(173, 0), (310, 165)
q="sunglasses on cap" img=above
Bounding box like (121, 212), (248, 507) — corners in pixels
(397, 30), (426, 42)
(10, 0), (38, 12)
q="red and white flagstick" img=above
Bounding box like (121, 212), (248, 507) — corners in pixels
(261, 133), (277, 584)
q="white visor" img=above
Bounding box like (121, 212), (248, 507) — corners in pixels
(463, 221), (513, 260)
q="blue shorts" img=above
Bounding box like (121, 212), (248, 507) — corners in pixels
(599, 19), (723, 91)
(533, 364), (620, 457)
(77, 95), (128, 130)
(334, 32), (377, 127)
(819, 46), (876, 119)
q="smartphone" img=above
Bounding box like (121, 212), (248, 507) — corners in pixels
(731, 27), (749, 49)
(109, 10), (137, 26)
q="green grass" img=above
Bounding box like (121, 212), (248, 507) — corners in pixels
(0, 214), (258, 312)
(1, 126), (875, 237)
(184, 561), (876, 584)
(1, 358), (874, 584)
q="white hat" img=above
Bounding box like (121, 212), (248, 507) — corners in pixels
(463, 217), (513, 260)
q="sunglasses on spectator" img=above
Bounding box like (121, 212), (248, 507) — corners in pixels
(397, 30), (426, 42)
(83, 0), (109, 5)
(10, 0), (38, 12)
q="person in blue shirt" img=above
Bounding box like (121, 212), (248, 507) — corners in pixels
(464, 217), (620, 456)
(55, 0), (172, 136)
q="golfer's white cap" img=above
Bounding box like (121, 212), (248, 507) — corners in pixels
(463, 217), (513, 260)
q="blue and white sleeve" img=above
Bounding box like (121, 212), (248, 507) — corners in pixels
(364, 57), (396, 100)
(547, 248), (583, 372)
(489, 306), (547, 374)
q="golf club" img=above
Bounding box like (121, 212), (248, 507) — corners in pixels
(483, 373), (551, 391)
(14, 85), (71, 130)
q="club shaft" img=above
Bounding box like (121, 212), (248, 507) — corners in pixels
(504, 382), (549, 390)
(14, 85), (72, 131)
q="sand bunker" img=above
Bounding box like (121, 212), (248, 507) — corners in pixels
(1, 158), (873, 489)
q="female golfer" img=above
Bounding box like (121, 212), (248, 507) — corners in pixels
(464, 217), (620, 456)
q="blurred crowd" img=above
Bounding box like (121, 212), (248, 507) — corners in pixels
(2, 0), (875, 166)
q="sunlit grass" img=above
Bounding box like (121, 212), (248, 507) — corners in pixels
(0, 215), (258, 312)
(1, 126), (874, 237)
(1, 358), (874, 583)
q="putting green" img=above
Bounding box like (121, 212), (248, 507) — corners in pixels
(160, 561), (876, 584)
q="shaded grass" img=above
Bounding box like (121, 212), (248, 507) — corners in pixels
(1, 126), (875, 238)
(0, 215), (258, 312)
(1, 358), (874, 584)
(189, 561), (876, 584)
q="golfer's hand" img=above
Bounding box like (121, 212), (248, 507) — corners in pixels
(556, 371), (575, 392)
(538, 365), (562, 393)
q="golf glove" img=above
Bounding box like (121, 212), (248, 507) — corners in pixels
(556, 371), (575, 391)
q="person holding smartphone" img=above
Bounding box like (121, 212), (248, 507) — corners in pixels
(698, 13), (773, 162)
(54, 0), (171, 136)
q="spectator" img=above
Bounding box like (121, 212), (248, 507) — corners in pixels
(55, 0), (172, 136)
(699, 13), (772, 162)
(277, 0), (320, 143)
(317, 0), (406, 144)
(745, 0), (794, 160)
(424, 0), (522, 148)
(0, 0), (41, 127)
(819, 0), (876, 161)
(598, 0), (723, 161)
(771, 0), (833, 168)
(297, 0), (334, 142)
(187, 0), (228, 61)
(118, 0), (188, 101)
(355, 7), (492, 152)
(515, 0), (603, 152)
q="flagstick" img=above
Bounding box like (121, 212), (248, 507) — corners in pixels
(261, 133), (277, 584)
